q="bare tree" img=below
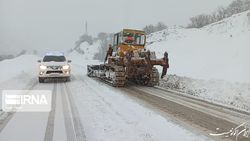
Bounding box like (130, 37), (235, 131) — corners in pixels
(98, 32), (108, 41)
(187, 0), (250, 28)
(143, 24), (155, 35)
(156, 22), (167, 31)
(94, 32), (113, 61)
(143, 22), (167, 34)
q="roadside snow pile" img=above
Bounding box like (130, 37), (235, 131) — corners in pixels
(160, 75), (250, 112)
(147, 11), (250, 112)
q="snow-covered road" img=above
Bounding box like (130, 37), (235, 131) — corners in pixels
(0, 62), (213, 141)
(66, 64), (212, 141)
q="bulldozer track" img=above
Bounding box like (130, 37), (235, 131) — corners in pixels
(63, 83), (86, 141)
(88, 65), (126, 87)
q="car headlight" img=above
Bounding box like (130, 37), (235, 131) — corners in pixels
(62, 65), (70, 70)
(40, 65), (47, 70)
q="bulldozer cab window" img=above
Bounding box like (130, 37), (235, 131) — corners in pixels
(113, 34), (118, 46)
(118, 33), (123, 44)
(123, 32), (134, 44)
(134, 34), (145, 46)
(122, 32), (145, 46)
(113, 33), (119, 51)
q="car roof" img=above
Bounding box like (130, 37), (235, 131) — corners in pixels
(45, 52), (64, 56)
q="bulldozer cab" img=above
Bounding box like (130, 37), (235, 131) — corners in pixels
(112, 29), (146, 56)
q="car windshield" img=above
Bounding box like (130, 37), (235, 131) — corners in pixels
(43, 56), (66, 62)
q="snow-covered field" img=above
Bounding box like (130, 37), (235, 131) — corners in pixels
(147, 11), (250, 112)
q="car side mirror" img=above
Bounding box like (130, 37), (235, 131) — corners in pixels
(37, 60), (42, 63)
(67, 60), (72, 63)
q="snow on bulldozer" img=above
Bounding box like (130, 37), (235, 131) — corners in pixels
(87, 29), (169, 87)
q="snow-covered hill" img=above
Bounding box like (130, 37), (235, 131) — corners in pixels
(147, 11), (250, 112)
(72, 41), (101, 60)
(147, 10), (250, 83)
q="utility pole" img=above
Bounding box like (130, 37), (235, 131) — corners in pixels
(85, 21), (88, 35)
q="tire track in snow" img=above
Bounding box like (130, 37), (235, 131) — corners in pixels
(75, 74), (158, 140)
(63, 82), (86, 141)
(79, 76), (131, 123)
(60, 83), (77, 141)
(44, 83), (57, 141)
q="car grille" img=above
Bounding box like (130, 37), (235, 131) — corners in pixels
(47, 66), (62, 70)
(46, 71), (63, 74)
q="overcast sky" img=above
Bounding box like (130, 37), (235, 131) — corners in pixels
(0, 0), (233, 54)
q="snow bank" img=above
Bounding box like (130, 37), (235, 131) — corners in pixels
(160, 75), (250, 112)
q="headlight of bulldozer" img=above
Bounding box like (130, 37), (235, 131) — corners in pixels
(62, 65), (70, 70)
(40, 65), (47, 70)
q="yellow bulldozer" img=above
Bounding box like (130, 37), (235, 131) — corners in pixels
(87, 29), (169, 87)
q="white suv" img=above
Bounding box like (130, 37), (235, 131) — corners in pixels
(38, 52), (71, 83)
